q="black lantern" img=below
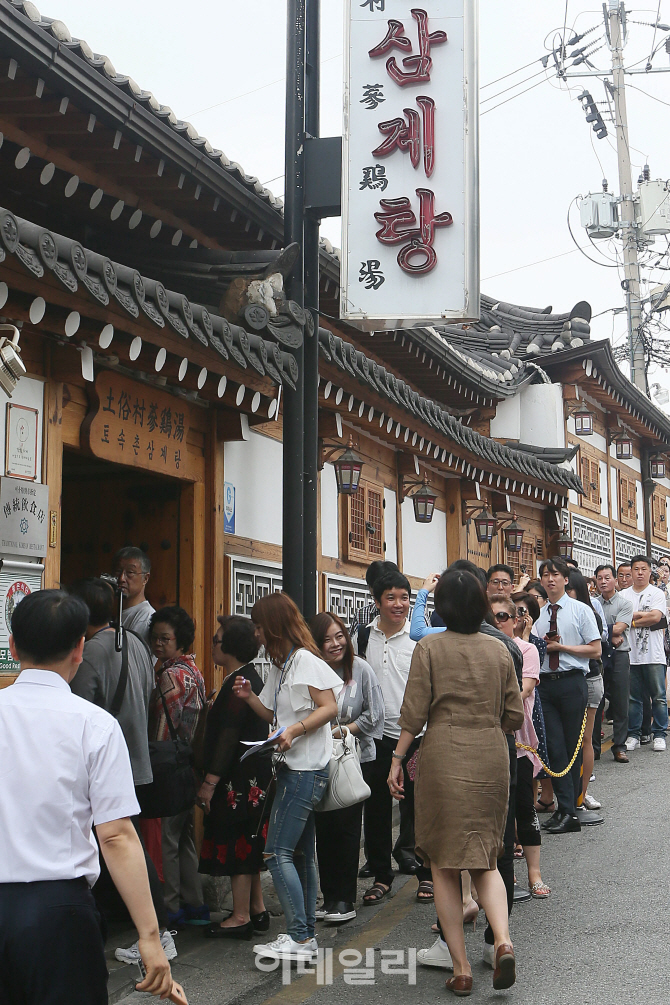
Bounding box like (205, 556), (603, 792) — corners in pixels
(556, 530), (574, 560)
(332, 436), (363, 495)
(411, 477), (437, 524)
(474, 507), (496, 544)
(574, 410), (594, 436)
(651, 457), (666, 479)
(615, 436), (633, 460)
(503, 515), (524, 552)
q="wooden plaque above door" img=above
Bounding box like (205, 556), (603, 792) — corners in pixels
(81, 372), (200, 481)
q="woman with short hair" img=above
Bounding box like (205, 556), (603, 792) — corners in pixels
(389, 571), (524, 996)
(310, 612), (384, 924)
(198, 615), (272, 940)
(148, 606), (208, 928)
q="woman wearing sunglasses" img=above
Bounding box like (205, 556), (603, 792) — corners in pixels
(489, 596), (550, 900)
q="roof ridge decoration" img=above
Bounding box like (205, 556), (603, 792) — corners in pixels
(317, 327), (583, 496)
(0, 205), (301, 391)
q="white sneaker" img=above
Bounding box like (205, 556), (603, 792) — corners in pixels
(583, 793), (601, 810)
(625, 737), (640, 751)
(253, 934), (317, 961)
(417, 937), (453, 970)
(115, 930), (178, 964)
(653, 737), (667, 752)
(482, 943), (495, 969)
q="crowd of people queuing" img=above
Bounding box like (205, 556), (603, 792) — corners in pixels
(1, 542), (669, 1002)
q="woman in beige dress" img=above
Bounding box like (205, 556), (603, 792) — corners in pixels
(388, 570), (524, 996)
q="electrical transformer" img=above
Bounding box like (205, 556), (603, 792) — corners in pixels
(579, 192), (619, 238)
(637, 179), (670, 237)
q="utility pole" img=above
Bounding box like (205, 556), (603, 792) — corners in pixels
(283, 0), (306, 610)
(607, 0), (646, 392)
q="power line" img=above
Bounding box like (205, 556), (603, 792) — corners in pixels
(480, 66), (550, 103)
(480, 75), (551, 114)
(625, 81), (670, 108)
(482, 246), (583, 280)
(185, 53), (342, 118)
(481, 57), (544, 89)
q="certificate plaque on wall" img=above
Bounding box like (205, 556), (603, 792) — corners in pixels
(5, 403), (39, 481)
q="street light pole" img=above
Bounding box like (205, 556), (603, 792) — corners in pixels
(608, 0), (646, 391)
(303, 0), (320, 621)
(283, 0), (306, 609)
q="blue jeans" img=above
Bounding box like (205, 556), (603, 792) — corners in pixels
(264, 766), (329, 941)
(629, 663), (668, 739)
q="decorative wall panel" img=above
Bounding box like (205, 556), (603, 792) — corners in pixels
(570, 515), (612, 577)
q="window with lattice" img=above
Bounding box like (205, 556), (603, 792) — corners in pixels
(652, 491), (667, 539)
(506, 540), (535, 584)
(345, 479), (385, 562)
(619, 473), (637, 527)
(579, 451), (600, 513)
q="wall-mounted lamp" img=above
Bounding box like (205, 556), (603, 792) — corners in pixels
(0, 325), (26, 397)
(319, 434), (363, 495)
(400, 473), (437, 524)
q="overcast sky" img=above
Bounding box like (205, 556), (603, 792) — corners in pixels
(40, 0), (670, 392)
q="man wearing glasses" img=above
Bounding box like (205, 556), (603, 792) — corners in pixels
(486, 565), (515, 599)
(114, 546), (155, 646)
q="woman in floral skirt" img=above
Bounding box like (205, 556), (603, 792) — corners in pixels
(198, 616), (273, 940)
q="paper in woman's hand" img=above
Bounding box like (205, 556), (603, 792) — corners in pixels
(240, 727), (285, 762)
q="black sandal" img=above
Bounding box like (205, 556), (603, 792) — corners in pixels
(416, 880), (434, 902)
(363, 883), (390, 904)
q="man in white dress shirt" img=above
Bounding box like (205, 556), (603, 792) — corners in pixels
(0, 590), (172, 1004)
(623, 555), (669, 752)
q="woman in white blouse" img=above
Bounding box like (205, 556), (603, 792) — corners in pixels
(233, 592), (340, 964)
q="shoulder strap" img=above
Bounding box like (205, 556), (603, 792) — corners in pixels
(125, 626), (152, 658)
(110, 631), (129, 719)
(358, 624), (371, 659)
(158, 687), (180, 742)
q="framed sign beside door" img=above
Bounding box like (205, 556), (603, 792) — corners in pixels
(5, 403), (39, 480)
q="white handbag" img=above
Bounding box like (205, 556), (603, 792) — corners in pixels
(316, 724), (371, 813)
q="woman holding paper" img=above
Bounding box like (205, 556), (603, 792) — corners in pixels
(233, 592), (341, 964)
(198, 616), (272, 940)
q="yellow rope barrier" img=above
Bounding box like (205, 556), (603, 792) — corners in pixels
(515, 707), (589, 779)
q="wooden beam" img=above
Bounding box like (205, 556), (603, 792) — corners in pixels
(42, 353), (63, 589)
(0, 116), (223, 251)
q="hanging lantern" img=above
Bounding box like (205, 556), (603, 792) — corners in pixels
(474, 507), (496, 543)
(503, 515), (524, 552)
(412, 477), (437, 524)
(651, 457), (666, 479)
(615, 436), (633, 460)
(574, 410), (594, 436)
(556, 530), (574, 560)
(332, 436), (363, 495)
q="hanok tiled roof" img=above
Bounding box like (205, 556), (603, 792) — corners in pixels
(318, 327), (584, 495)
(0, 206), (300, 389)
(4, 0), (284, 212)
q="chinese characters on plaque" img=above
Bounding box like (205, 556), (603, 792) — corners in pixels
(342, 0), (479, 328)
(82, 373), (192, 479)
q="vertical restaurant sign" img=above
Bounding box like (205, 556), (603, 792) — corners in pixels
(341, 0), (479, 330)
(81, 372), (196, 480)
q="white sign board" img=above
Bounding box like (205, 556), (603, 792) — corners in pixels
(341, 0), (479, 330)
(0, 477), (49, 557)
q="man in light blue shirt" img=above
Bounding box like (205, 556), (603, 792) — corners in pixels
(535, 558), (601, 834)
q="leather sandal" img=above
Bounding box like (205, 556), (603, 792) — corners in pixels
(446, 974), (473, 996)
(492, 943), (516, 990)
(416, 880), (434, 902)
(363, 883), (390, 905)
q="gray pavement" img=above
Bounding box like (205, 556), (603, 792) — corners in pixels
(115, 740), (665, 1005)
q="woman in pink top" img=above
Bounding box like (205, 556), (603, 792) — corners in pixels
(490, 597), (550, 900)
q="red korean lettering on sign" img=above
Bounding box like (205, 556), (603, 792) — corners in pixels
(359, 8), (452, 277)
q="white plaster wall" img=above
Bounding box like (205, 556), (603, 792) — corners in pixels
(489, 395), (520, 441)
(384, 487), (397, 564)
(610, 465), (618, 521)
(609, 443), (641, 473)
(320, 463), (339, 559)
(636, 480), (645, 532)
(401, 500), (447, 578)
(599, 460), (609, 518)
(491, 383), (565, 448)
(224, 431), (282, 545)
